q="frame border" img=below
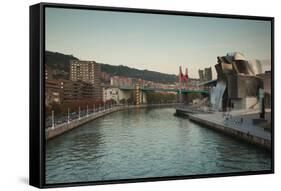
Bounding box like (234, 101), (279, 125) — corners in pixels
(30, 2), (274, 188)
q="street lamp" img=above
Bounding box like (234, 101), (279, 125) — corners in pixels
(67, 108), (70, 123)
(51, 110), (55, 129)
(78, 106), (81, 120)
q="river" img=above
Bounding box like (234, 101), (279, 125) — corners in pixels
(46, 107), (271, 184)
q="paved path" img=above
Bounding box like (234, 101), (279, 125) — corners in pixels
(191, 109), (271, 141)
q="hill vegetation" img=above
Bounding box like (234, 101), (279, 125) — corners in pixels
(45, 51), (79, 72)
(100, 64), (178, 84)
(45, 51), (178, 84)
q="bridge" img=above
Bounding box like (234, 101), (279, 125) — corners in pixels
(109, 66), (209, 105)
(116, 85), (208, 105)
(119, 86), (208, 94)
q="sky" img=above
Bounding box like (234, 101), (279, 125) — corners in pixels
(45, 7), (271, 78)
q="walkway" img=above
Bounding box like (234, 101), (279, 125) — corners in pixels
(191, 109), (271, 141)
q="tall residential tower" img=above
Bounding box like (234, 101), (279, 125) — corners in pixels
(70, 60), (102, 101)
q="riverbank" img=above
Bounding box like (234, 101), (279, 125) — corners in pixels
(46, 103), (179, 140)
(176, 107), (271, 151)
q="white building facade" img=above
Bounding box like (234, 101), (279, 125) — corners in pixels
(103, 87), (132, 104)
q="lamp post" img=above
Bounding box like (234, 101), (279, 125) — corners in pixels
(78, 106), (81, 120)
(51, 110), (55, 129)
(67, 108), (70, 123)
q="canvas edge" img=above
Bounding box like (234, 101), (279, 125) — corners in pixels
(29, 2), (275, 189)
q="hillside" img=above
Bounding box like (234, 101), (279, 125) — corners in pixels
(46, 51), (79, 72)
(100, 64), (178, 84)
(45, 51), (178, 84)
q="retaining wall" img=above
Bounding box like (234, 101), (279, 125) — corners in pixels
(46, 103), (179, 140)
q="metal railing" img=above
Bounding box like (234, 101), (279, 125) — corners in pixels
(46, 103), (118, 129)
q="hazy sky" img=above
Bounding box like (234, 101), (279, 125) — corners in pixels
(46, 7), (271, 78)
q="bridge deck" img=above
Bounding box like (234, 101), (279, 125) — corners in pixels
(119, 87), (208, 94)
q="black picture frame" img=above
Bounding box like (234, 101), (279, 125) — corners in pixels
(30, 2), (274, 188)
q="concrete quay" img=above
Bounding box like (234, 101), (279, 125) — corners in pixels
(175, 106), (212, 115)
(46, 103), (179, 140)
(186, 109), (271, 151)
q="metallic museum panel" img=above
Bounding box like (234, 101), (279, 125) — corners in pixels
(248, 59), (262, 75)
(227, 74), (261, 98)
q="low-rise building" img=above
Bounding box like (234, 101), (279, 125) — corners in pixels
(110, 76), (133, 87)
(103, 87), (132, 104)
(45, 80), (63, 106)
(46, 79), (102, 105)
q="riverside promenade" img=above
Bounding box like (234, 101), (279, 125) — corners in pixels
(46, 103), (179, 140)
(187, 109), (271, 151)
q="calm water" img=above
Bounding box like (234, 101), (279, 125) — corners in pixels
(46, 107), (271, 184)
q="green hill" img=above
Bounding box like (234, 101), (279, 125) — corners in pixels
(45, 50), (178, 84)
(45, 51), (79, 72)
(100, 64), (178, 84)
